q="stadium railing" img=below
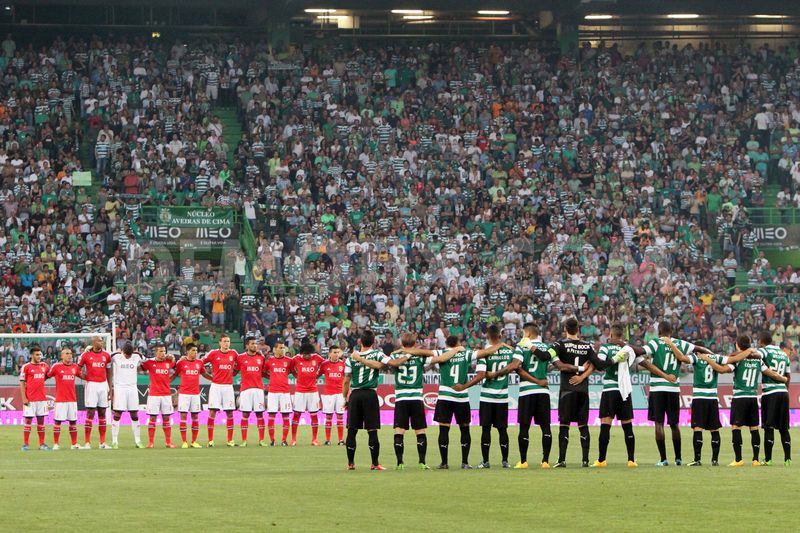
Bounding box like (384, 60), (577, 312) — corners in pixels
(746, 207), (800, 225)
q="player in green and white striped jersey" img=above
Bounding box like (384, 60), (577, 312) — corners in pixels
(666, 339), (750, 467)
(594, 325), (676, 468)
(384, 332), (466, 470)
(630, 321), (710, 466)
(394, 335), (504, 470)
(342, 330), (391, 470)
(756, 331), (792, 466)
(453, 324), (516, 469)
(698, 334), (786, 467)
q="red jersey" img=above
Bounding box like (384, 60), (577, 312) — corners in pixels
(292, 354), (324, 393)
(48, 362), (80, 402)
(320, 360), (346, 395)
(203, 349), (237, 385)
(20, 362), (49, 402)
(237, 353), (266, 391)
(78, 350), (111, 382)
(174, 358), (204, 395)
(265, 356), (293, 393)
(142, 359), (175, 396)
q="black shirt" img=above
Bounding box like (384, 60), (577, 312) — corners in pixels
(549, 338), (598, 394)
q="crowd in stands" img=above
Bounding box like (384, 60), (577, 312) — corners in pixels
(1, 34), (800, 375)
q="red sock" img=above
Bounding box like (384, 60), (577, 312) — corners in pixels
(325, 415), (332, 441)
(98, 417), (107, 444)
(241, 417), (249, 442)
(337, 418), (344, 441)
(226, 413), (234, 442)
(69, 423), (78, 445)
(207, 413), (215, 441)
(291, 414), (299, 441)
(53, 424), (61, 445)
(37, 423), (45, 446)
(180, 420), (188, 443)
(163, 420), (172, 444)
(23, 419), (31, 446)
(191, 421), (199, 443)
(282, 416), (290, 442)
(148, 417), (157, 444)
(258, 417), (266, 442)
(268, 414), (276, 442)
(84, 419), (93, 444)
(311, 413), (319, 441)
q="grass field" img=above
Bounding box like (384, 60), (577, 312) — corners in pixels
(2, 425), (797, 532)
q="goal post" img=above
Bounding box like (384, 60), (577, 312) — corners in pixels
(0, 329), (115, 366)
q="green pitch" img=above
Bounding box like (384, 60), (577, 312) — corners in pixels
(2, 425), (796, 532)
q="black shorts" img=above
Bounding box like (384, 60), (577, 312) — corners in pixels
(599, 390), (634, 421)
(479, 402), (509, 429)
(647, 391), (680, 426)
(730, 397), (760, 428)
(558, 391), (589, 425)
(394, 400), (427, 430)
(690, 399), (721, 430)
(761, 392), (790, 431)
(518, 394), (551, 426)
(347, 389), (380, 430)
(433, 400), (471, 426)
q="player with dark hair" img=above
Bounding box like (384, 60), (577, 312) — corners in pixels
(237, 336), (267, 446)
(20, 345), (50, 451)
(343, 330), (390, 470)
(203, 334), (238, 447)
(174, 343), (210, 448)
(756, 331), (792, 466)
(291, 341), (324, 446)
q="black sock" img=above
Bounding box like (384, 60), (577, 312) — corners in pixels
(558, 426), (569, 463)
(519, 424), (530, 463)
(671, 426), (682, 462)
(345, 428), (357, 464)
(780, 429), (792, 461)
(750, 430), (761, 462)
(438, 426), (450, 466)
(598, 424), (610, 462)
(460, 425), (471, 464)
(711, 431), (721, 462)
(732, 429), (742, 462)
(579, 426), (590, 463)
(621, 422), (635, 461)
(416, 433), (427, 464)
(764, 428), (775, 462)
(693, 432), (703, 462)
(481, 426), (491, 463)
(368, 430), (380, 466)
(656, 438), (667, 462)
(393, 434), (404, 465)
(498, 427), (509, 462)
(541, 425), (552, 464)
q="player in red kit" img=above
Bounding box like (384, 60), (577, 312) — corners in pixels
(141, 343), (177, 448)
(265, 341), (294, 446)
(320, 346), (346, 445)
(202, 334), (238, 447)
(174, 343), (210, 448)
(48, 347), (82, 450)
(291, 342), (324, 446)
(77, 336), (112, 449)
(19, 345), (51, 451)
(236, 336), (267, 447)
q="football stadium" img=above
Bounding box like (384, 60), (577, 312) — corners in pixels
(2, 0), (800, 530)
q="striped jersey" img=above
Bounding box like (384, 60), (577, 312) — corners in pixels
(759, 345), (790, 396)
(686, 353), (728, 400)
(512, 337), (552, 396)
(597, 343), (638, 392)
(345, 349), (389, 389)
(436, 349), (477, 403)
(644, 337), (695, 393)
(392, 353), (431, 402)
(729, 358), (762, 398)
(475, 345), (515, 403)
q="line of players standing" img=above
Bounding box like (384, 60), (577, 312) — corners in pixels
(18, 334), (347, 450)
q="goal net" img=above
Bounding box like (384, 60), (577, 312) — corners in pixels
(0, 330), (114, 371)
